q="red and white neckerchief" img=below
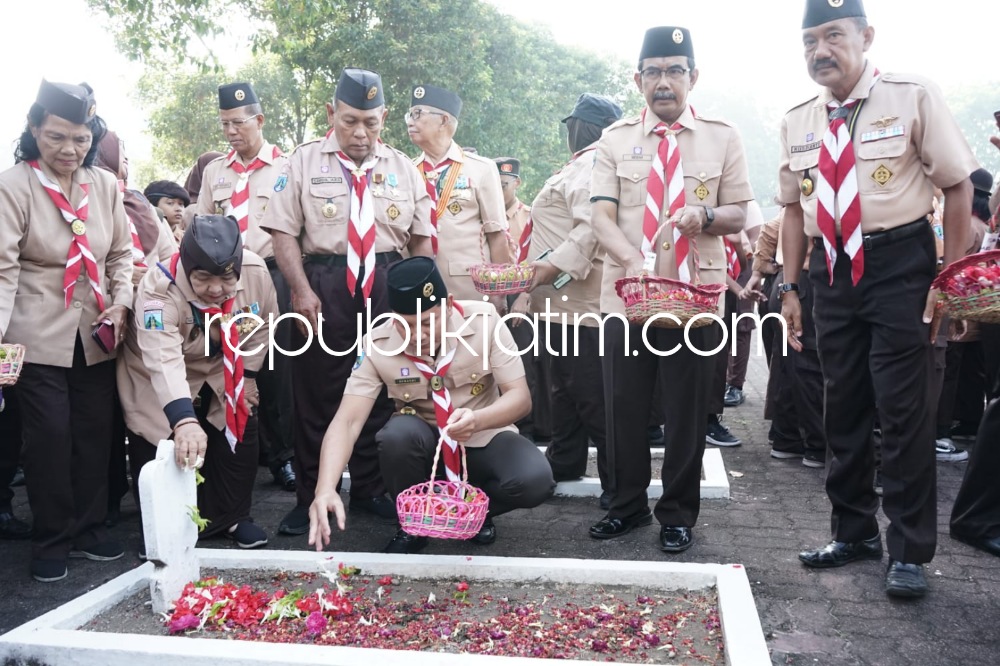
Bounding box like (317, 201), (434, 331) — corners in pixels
(171, 252), (248, 451)
(724, 238), (741, 280)
(420, 157), (454, 255)
(334, 151), (380, 299)
(816, 69), (880, 285)
(404, 344), (462, 481)
(640, 109), (689, 281)
(28, 161), (105, 310)
(119, 180), (147, 267)
(516, 206), (532, 263)
(226, 145), (282, 244)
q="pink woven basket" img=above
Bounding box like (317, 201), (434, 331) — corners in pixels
(396, 438), (489, 540)
(0, 344), (26, 388)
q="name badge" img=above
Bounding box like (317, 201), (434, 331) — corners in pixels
(790, 141), (822, 154)
(860, 126), (906, 143)
(623, 154), (652, 161)
(212, 181), (232, 190)
(311, 177), (343, 185)
(394, 377), (421, 385)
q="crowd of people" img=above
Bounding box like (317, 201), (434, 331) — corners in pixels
(1, 0), (998, 601)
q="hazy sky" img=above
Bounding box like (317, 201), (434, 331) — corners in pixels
(0, 0), (996, 171)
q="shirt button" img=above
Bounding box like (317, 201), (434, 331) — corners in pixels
(707, 259), (714, 266)
(73, 301), (81, 309)
(662, 241), (671, 251)
(403, 393), (410, 400)
(699, 172), (707, 179)
(77, 275), (86, 283)
(632, 173), (639, 181)
(471, 373), (478, 380)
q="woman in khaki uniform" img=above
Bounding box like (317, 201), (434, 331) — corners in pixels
(0, 81), (133, 583)
(120, 215), (277, 550)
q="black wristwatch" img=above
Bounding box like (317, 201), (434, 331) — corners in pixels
(702, 206), (715, 230)
(778, 282), (799, 296)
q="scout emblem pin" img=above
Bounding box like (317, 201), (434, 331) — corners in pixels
(71, 219), (86, 236)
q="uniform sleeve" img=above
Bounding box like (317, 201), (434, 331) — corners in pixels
(716, 127), (755, 206)
(259, 154), (304, 239)
(752, 217), (780, 274)
(589, 136), (619, 203)
(548, 161), (599, 280)
(196, 167), (215, 216)
(991, 186), (1000, 217)
(477, 166), (508, 234)
(0, 181), (25, 338)
(776, 114), (801, 206)
(912, 82), (980, 190)
(106, 181), (136, 309)
(406, 161), (433, 238)
(489, 311), (526, 384)
(343, 343), (386, 400)
(134, 276), (194, 426)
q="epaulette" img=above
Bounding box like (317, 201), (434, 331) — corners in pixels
(880, 72), (932, 87)
(604, 115), (642, 133)
(784, 95), (820, 115)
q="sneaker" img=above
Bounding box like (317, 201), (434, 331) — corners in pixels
(278, 504), (311, 536)
(31, 558), (67, 583)
(69, 541), (125, 561)
(723, 385), (746, 407)
(350, 495), (399, 524)
(226, 520), (268, 549)
(935, 438), (969, 463)
(770, 448), (802, 460)
(802, 452), (826, 469)
(706, 415), (741, 447)
(272, 460), (296, 492)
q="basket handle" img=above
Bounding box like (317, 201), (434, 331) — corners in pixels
(647, 222), (702, 286)
(428, 433), (469, 484)
(478, 225), (517, 265)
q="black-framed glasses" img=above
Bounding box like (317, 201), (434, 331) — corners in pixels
(640, 66), (690, 82)
(405, 109), (446, 122)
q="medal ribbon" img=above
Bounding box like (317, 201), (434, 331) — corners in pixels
(641, 109), (688, 281)
(334, 151), (379, 299)
(226, 145), (282, 244)
(29, 161), (105, 310)
(403, 345), (462, 482)
(419, 158), (463, 255)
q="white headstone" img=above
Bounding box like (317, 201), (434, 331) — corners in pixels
(138, 439), (200, 613)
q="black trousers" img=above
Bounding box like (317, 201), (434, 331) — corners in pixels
(376, 415), (555, 518)
(0, 385), (23, 513)
(506, 304), (552, 441)
(129, 414), (259, 539)
(764, 270), (803, 448)
(543, 323), (610, 489)
(791, 269), (825, 456)
(107, 390), (129, 507)
(810, 229), (937, 563)
(291, 262), (394, 508)
(602, 316), (719, 527)
(708, 295), (734, 416)
(951, 397), (1000, 540)
(17, 335), (115, 560)
(256, 263), (295, 470)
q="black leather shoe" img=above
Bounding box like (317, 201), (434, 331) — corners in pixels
(951, 531), (1000, 558)
(350, 495), (398, 524)
(799, 535), (882, 568)
(0, 511), (31, 540)
(589, 508), (653, 540)
(659, 526), (694, 553)
(648, 425), (665, 448)
(382, 529), (428, 554)
(598, 490), (613, 511)
(278, 504), (310, 536)
(274, 460), (296, 492)
(884, 560), (928, 598)
(470, 517), (496, 545)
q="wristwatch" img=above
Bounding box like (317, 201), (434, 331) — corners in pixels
(702, 206), (715, 230)
(778, 282), (799, 296)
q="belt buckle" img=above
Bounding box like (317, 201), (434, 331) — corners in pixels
(862, 235), (873, 251)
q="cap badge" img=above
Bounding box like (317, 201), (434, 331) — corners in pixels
(500, 163), (513, 173)
(225, 262), (235, 273)
(367, 85), (378, 100)
(413, 86), (426, 99)
(235, 89), (246, 102)
(828, 0), (844, 6)
(422, 282), (435, 298)
(672, 29), (684, 44)
(87, 105), (96, 118)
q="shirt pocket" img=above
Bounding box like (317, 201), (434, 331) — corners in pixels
(789, 151), (821, 203)
(449, 359), (493, 396)
(683, 162), (723, 206)
(616, 162), (649, 207)
(855, 136), (908, 195)
(254, 185), (272, 219)
(386, 381), (429, 406)
(307, 181), (348, 225)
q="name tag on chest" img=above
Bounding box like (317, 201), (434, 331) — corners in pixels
(860, 126), (905, 143)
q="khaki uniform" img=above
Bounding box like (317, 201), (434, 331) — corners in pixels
(198, 143), (288, 260)
(0, 163), (133, 365)
(777, 61), (980, 565)
(505, 199), (530, 252)
(414, 142), (508, 300)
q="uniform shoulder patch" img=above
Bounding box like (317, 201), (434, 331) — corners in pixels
(352, 350), (365, 371)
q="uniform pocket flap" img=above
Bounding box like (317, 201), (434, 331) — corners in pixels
(616, 162), (649, 184)
(683, 162), (723, 183)
(856, 137), (907, 161)
(789, 151), (821, 172)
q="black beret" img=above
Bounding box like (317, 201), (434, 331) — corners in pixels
(218, 82), (259, 110)
(971, 168), (994, 196)
(35, 79), (96, 125)
(387, 256), (448, 314)
(494, 157), (520, 178)
(802, 0), (866, 29)
(335, 68), (384, 110)
(562, 93), (624, 127)
(180, 214), (243, 278)
(144, 180), (192, 207)
(639, 27), (694, 63)
(411, 84), (462, 119)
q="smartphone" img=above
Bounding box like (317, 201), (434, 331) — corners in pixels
(92, 319), (117, 354)
(533, 248), (573, 289)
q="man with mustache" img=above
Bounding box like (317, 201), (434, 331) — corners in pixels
(779, 0), (978, 598)
(587, 27), (752, 553)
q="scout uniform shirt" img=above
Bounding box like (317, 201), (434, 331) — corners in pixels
(197, 142), (287, 260)
(506, 198), (530, 251)
(414, 142), (508, 301)
(590, 105), (754, 315)
(344, 300), (524, 448)
(0, 162), (133, 367)
(529, 144), (604, 324)
(778, 61), (979, 236)
(118, 251), (278, 443)
(260, 134), (432, 256)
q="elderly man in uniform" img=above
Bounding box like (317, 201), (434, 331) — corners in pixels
(197, 82), (295, 493)
(527, 93), (623, 509)
(262, 68), (433, 537)
(121, 214), (277, 550)
(779, 0), (978, 598)
(588, 27), (752, 553)
(307, 256), (555, 554)
(405, 85), (511, 306)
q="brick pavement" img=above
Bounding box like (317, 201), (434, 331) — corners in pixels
(1, 352), (998, 665)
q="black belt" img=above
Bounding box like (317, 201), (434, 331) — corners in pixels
(812, 218), (928, 252)
(304, 252), (402, 267)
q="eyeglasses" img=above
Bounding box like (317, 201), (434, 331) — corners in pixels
(219, 116), (258, 130)
(405, 109), (446, 123)
(639, 66), (690, 82)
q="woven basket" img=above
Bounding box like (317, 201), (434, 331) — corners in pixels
(931, 250), (1000, 324)
(616, 275), (725, 329)
(0, 344), (26, 387)
(469, 228), (534, 296)
(396, 438), (489, 540)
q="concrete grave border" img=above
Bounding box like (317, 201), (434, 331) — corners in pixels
(0, 549), (768, 666)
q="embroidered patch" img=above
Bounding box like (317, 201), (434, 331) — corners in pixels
(401, 367), (410, 377)
(694, 184), (710, 201)
(352, 350), (365, 371)
(470, 382), (485, 396)
(143, 310), (164, 331)
(143, 299), (165, 310)
(274, 174), (288, 192)
(387, 203), (401, 220)
(871, 164), (894, 186)
(448, 201), (462, 215)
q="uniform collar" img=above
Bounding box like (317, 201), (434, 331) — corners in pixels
(320, 133), (389, 160)
(815, 60), (877, 107)
(226, 141), (276, 167)
(642, 104), (697, 135)
(505, 198), (525, 218)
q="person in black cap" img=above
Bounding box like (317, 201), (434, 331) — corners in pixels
(197, 82), (297, 494)
(307, 256), (555, 554)
(588, 27), (753, 553)
(119, 214), (278, 552)
(144, 180), (191, 234)
(779, 0), (979, 598)
(262, 68), (433, 536)
(0, 80), (134, 581)
(406, 84), (511, 307)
